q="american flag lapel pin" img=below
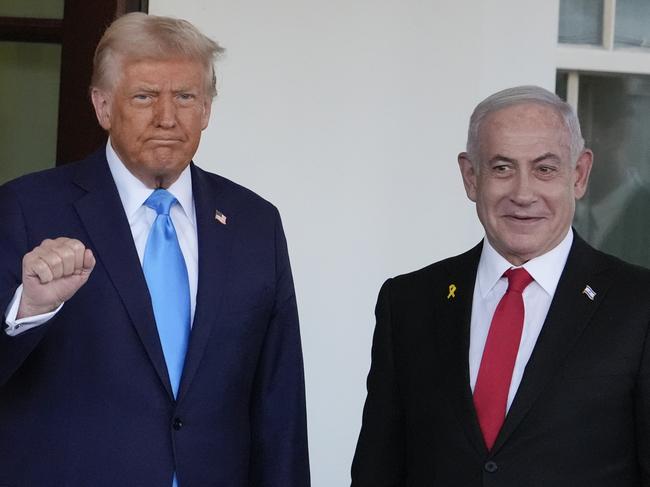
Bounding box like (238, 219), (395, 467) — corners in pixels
(214, 209), (227, 225)
(582, 285), (596, 301)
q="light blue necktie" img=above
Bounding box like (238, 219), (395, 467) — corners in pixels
(143, 189), (190, 487)
(143, 189), (191, 398)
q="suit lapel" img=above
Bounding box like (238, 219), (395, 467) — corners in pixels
(176, 164), (234, 402)
(492, 235), (613, 451)
(72, 151), (173, 398)
(435, 242), (488, 456)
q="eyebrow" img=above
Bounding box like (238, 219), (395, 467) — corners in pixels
(129, 86), (199, 95)
(532, 152), (562, 164)
(172, 86), (197, 93)
(488, 154), (516, 165)
(487, 152), (562, 165)
(131, 86), (159, 93)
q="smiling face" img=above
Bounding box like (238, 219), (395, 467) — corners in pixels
(458, 102), (593, 265)
(91, 57), (212, 188)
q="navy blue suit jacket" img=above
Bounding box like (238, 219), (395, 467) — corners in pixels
(0, 149), (310, 486)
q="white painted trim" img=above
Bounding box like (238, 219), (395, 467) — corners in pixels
(566, 72), (580, 111)
(557, 45), (650, 75)
(603, 0), (616, 50)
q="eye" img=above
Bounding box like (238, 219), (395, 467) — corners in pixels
(535, 165), (558, 178)
(491, 163), (514, 177)
(177, 93), (196, 102)
(132, 93), (153, 104)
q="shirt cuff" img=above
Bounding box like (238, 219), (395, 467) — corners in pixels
(4, 285), (63, 336)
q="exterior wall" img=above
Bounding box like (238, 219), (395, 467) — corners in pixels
(149, 1), (559, 485)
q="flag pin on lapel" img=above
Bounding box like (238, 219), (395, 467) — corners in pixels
(447, 284), (457, 299)
(215, 209), (227, 225)
(582, 285), (596, 301)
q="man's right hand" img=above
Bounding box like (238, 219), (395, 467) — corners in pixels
(18, 238), (96, 319)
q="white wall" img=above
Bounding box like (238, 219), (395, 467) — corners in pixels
(149, 1), (559, 485)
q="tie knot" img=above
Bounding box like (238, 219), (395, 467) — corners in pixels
(504, 267), (533, 293)
(144, 189), (177, 216)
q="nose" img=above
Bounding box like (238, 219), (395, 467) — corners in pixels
(153, 95), (177, 128)
(510, 171), (536, 205)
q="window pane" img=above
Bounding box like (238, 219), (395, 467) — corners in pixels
(615, 0), (650, 49)
(574, 73), (650, 268)
(556, 72), (569, 101)
(558, 0), (603, 45)
(0, 0), (64, 19)
(0, 42), (60, 184)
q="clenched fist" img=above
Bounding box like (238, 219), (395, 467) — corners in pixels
(18, 237), (96, 319)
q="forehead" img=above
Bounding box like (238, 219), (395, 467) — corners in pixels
(479, 103), (571, 156)
(117, 57), (206, 89)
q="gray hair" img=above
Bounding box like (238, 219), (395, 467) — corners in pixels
(91, 12), (224, 98)
(466, 85), (585, 165)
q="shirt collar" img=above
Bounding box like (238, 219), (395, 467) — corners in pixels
(477, 228), (574, 298)
(105, 140), (195, 225)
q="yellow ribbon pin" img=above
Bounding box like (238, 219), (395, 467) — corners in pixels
(447, 284), (457, 299)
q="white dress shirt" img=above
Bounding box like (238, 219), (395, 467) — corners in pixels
(468, 229), (573, 411)
(4, 141), (199, 334)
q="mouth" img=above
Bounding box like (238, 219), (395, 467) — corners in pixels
(148, 138), (182, 144)
(503, 215), (545, 224)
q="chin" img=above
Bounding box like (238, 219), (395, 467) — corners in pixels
(148, 146), (181, 163)
(145, 154), (190, 173)
(502, 237), (545, 262)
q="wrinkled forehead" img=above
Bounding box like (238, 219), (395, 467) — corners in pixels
(109, 52), (211, 91)
(116, 50), (209, 73)
(485, 102), (566, 130)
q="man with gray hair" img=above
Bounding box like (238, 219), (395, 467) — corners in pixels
(352, 85), (650, 486)
(0, 13), (310, 486)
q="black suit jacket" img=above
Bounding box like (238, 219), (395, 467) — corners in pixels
(0, 149), (310, 486)
(352, 235), (650, 486)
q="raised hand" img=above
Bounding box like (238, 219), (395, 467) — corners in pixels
(18, 237), (96, 319)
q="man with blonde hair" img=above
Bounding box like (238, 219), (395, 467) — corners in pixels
(352, 85), (650, 486)
(0, 13), (310, 486)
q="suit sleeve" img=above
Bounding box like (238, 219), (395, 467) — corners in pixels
(351, 279), (405, 487)
(0, 182), (54, 388)
(248, 208), (310, 487)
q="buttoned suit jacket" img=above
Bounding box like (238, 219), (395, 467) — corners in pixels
(352, 235), (650, 487)
(0, 149), (310, 486)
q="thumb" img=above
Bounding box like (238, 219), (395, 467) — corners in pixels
(82, 248), (96, 275)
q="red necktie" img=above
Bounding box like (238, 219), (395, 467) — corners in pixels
(473, 267), (533, 450)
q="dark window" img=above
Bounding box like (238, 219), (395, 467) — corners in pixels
(0, 0), (148, 184)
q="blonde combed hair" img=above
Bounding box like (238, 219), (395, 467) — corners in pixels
(91, 12), (224, 97)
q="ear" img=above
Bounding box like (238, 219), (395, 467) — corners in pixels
(573, 149), (593, 200)
(200, 96), (213, 130)
(458, 152), (478, 202)
(90, 88), (112, 131)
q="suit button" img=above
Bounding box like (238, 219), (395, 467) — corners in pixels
(173, 417), (183, 430)
(484, 461), (498, 473)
